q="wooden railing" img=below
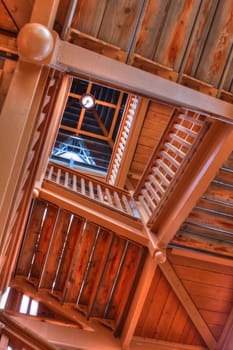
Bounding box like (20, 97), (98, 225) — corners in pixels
(45, 162), (140, 219)
(134, 109), (209, 224)
(106, 94), (139, 185)
(0, 71), (62, 292)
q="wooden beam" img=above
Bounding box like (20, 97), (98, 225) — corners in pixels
(91, 108), (114, 148)
(30, 0), (60, 29)
(159, 261), (217, 350)
(152, 120), (233, 246)
(0, 333), (9, 350)
(121, 254), (157, 350)
(0, 311), (57, 350)
(53, 41), (233, 123)
(39, 184), (148, 246)
(0, 34), (17, 55)
(0, 61), (44, 258)
(11, 315), (121, 350)
(131, 337), (208, 350)
(10, 277), (93, 331)
(0, 0), (61, 282)
(217, 305), (233, 350)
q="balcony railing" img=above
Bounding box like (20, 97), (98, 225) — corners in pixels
(106, 95), (139, 185)
(45, 162), (140, 219)
(134, 109), (209, 224)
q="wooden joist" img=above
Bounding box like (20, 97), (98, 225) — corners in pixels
(160, 261), (217, 350)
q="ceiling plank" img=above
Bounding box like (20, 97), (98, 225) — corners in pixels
(121, 254), (157, 349)
(159, 260), (217, 350)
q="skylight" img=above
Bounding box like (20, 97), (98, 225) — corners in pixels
(51, 77), (128, 174)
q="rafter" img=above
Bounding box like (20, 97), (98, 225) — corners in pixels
(121, 254), (157, 350)
(159, 260), (217, 350)
(217, 304), (233, 350)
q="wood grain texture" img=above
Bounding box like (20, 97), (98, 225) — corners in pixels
(168, 253), (233, 341)
(135, 266), (205, 346)
(196, 0), (233, 86)
(129, 100), (173, 184)
(97, 0), (142, 50)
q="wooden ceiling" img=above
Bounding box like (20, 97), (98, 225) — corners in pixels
(0, 1), (233, 350)
(56, 0), (233, 101)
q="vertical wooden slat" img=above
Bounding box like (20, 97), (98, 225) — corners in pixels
(29, 203), (59, 283)
(39, 210), (72, 290)
(53, 215), (84, 293)
(63, 222), (98, 303)
(16, 199), (46, 277)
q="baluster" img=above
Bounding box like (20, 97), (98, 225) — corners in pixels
(89, 180), (95, 199)
(105, 188), (113, 206)
(47, 165), (54, 180)
(97, 184), (104, 203)
(145, 182), (160, 205)
(138, 195), (151, 219)
(152, 167), (170, 186)
(72, 174), (77, 192)
(64, 171), (69, 188)
(142, 188), (156, 211)
(113, 192), (123, 211)
(56, 168), (61, 184)
(165, 142), (185, 158)
(81, 177), (85, 195)
(156, 159), (175, 177)
(149, 174), (165, 195)
(122, 195), (133, 216)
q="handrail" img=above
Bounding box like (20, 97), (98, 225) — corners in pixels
(106, 94), (139, 185)
(134, 108), (210, 224)
(0, 71), (61, 292)
(45, 162), (141, 219)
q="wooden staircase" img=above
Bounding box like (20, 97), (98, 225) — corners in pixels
(13, 198), (146, 333)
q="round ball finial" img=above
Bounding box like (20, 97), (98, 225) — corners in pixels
(17, 23), (54, 62)
(32, 188), (40, 198)
(155, 250), (167, 264)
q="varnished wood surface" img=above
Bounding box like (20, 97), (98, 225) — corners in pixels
(128, 100), (173, 186)
(174, 151), (233, 257)
(14, 198), (146, 333)
(135, 265), (205, 346)
(53, 0), (233, 100)
(168, 252), (233, 341)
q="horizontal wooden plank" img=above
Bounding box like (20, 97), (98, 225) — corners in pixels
(173, 229), (233, 258)
(180, 74), (217, 97)
(132, 54), (178, 81)
(199, 309), (228, 326)
(173, 265), (233, 289)
(181, 280), (233, 303)
(168, 251), (233, 275)
(68, 29), (127, 62)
